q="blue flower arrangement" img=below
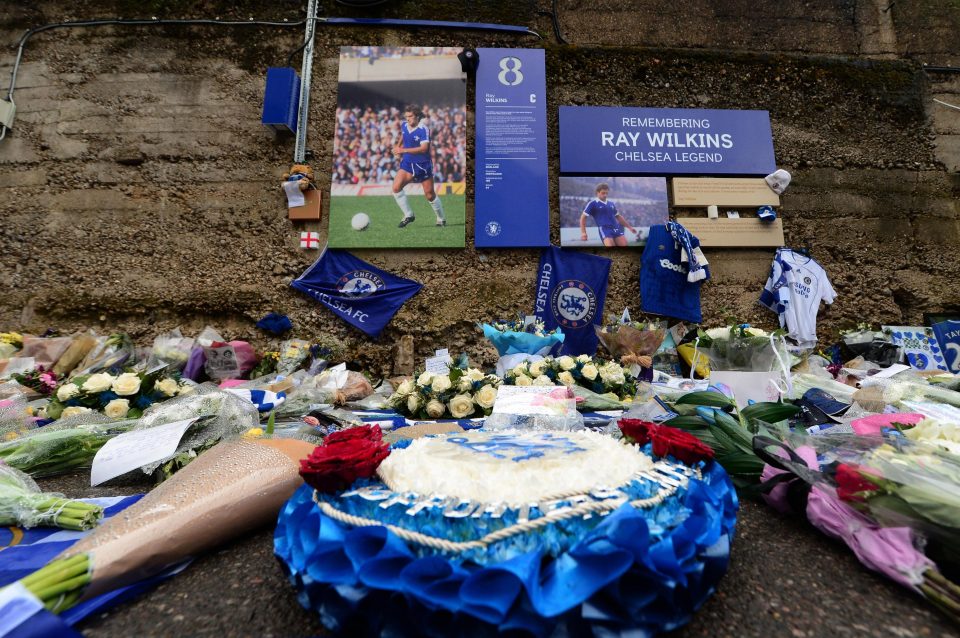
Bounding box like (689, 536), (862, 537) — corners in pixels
(275, 453), (737, 637)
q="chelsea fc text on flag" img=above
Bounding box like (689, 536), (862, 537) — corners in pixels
(291, 249), (423, 337)
(533, 246), (611, 356)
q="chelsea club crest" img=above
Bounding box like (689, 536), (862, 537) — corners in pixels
(336, 270), (385, 298)
(551, 279), (597, 328)
(485, 221), (502, 237)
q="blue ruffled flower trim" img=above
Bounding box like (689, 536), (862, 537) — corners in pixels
(274, 460), (738, 637)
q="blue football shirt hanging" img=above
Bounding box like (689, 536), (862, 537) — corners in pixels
(291, 249), (423, 337)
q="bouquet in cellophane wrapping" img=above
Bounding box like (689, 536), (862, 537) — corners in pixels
(595, 316), (666, 382)
(756, 431), (960, 623)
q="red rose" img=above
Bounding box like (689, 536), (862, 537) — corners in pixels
(835, 463), (880, 503)
(299, 425), (390, 493)
(618, 418), (657, 445)
(650, 425), (715, 465)
(618, 418), (714, 466)
(325, 424), (383, 445)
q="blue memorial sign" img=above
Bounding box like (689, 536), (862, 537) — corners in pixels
(475, 48), (550, 247)
(559, 106), (776, 175)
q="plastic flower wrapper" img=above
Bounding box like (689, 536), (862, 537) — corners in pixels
(485, 386), (584, 431)
(595, 316), (666, 376)
(0, 413), (130, 478)
(132, 385), (261, 480)
(480, 314), (564, 356)
(697, 325), (790, 372)
(754, 435), (960, 623)
(839, 325), (901, 367)
(0, 381), (35, 441)
(145, 328), (195, 372)
(51, 331), (99, 377)
(9, 436), (315, 614)
(20, 335), (74, 370)
(0, 462), (103, 530)
(276, 339), (311, 375)
(273, 372), (339, 418)
(853, 376), (960, 412)
(70, 334), (136, 378)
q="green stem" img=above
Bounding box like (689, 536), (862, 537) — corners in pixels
(20, 554), (88, 590)
(34, 572), (90, 609)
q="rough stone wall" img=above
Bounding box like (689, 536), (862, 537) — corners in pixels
(1, 1), (958, 375)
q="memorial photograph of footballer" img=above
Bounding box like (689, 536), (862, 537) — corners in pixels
(328, 47), (466, 248)
(559, 176), (669, 248)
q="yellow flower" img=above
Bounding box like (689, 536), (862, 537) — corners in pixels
(243, 427), (265, 439)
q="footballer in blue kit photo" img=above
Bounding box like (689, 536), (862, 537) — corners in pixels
(559, 176), (669, 248)
(328, 46), (467, 249)
(579, 182), (637, 247)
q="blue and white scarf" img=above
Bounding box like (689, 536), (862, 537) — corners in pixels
(666, 221), (709, 283)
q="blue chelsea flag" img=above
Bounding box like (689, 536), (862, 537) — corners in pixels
(291, 249), (423, 337)
(533, 247), (611, 356)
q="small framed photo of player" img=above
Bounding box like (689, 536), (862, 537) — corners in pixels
(559, 176), (669, 248)
(328, 46), (467, 249)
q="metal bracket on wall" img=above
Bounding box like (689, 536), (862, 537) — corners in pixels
(293, 0), (318, 164)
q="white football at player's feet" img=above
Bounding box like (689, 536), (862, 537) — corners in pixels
(351, 213), (370, 231)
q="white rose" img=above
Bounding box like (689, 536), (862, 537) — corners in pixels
(582, 363), (599, 381)
(744, 327), (768, 337)
(466, 368), (485, 382)
(425, 399), (446, 418)
(111, 373), (142, 396)
(458, 377), (473, 393)
(81, 373), (114, 394)
(474, 384), (498, 408)
(511, 363), (529, 378)
(177, 383), (195, 395)
(103, 398), (130, 419)
(558, 356), (576, 371)
(155, 378), (179, 397)
(528, 360), (547, 377)
(706, 327), (730, 340)
(60, 406), (92, 419)
(431, 375), (452, 393)
(407, 394), (421, 414)
(448, 394), (474, 419)
(558, 371), (575, 386)
(396, 379), (415, 396)
(417, 371), (434, 386)
(600, 363), (625, 385)
(56, 383), (80, 402)
(515, 374), (532, 386)
(576, 354), (591, 363)
(533, 374), (554, 386)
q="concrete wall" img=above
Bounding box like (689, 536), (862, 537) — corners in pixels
(1, 1), (958, 374)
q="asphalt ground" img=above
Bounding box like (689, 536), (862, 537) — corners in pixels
(32, 472), (959, 638)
